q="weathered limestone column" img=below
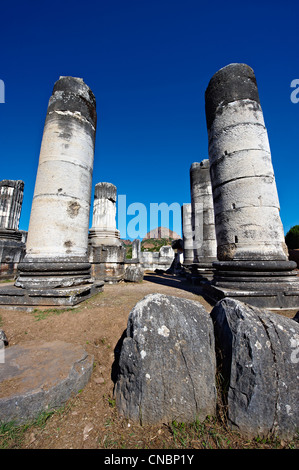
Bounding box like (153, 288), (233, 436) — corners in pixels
(89, 183), (120, 245)
(16, 76), (97, 289)
(181, 204), (194, 265)
(0, 180), (25, 278)
(190, 161), (217, 271)
(88, 182), (125, 283)
(0, 180), (24, 230)
(204, 63), (299, 308)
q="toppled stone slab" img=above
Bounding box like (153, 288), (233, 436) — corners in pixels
(114, 293), (216, 425)
(0, 280), (104, 306)
(211, 298), (299, 439)
(124, 266), (144, 283)
(0, 340), (93, 424)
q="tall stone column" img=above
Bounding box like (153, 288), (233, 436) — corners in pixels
(88, 182), (125, 283)
(16, 76), (97, 289)
(132, 239), (141, 261)
(181, 204), (194, 265)
(204, 63), (299, 308)
(89, 183), (121, 245)
(190, 161), (217, 274)
(0, 180), (25, 279)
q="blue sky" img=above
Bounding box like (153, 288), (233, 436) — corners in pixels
(0, 0), (298, 239)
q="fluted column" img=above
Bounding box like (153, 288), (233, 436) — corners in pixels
(181, 204), (194, 265)
(190, 160), (217, 267)
(89, 183), (121, 246)
(0, 180), (24, 231)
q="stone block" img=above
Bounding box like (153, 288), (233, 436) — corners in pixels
(114, 293), (216, 425)
(124, 266), (144, 283)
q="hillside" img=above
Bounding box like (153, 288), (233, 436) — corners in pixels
(143, 227), (180, 240)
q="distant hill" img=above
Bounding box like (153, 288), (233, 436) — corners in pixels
(121, 229), (181, 259)
(143, 227), (180, 240)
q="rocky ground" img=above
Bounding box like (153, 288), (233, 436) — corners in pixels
(0, 273), (298, 450)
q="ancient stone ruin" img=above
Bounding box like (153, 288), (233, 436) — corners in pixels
(203, 63), (299, 308)
(114, 293), (217, 425)
(181, 203), (194, 265)
(0, 76), (104, 306)
(88, 182), (125, 283)
(114, 293), (299, 439)
(0, 180), (26, 279)
(0, 341), (93, 424)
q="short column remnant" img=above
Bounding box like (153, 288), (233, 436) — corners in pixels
(0, 180), (26, 279)
(204, 63), (299, 308)
(114, 293), (216, 425)
(190, 160), (217, 280)
(212, 298), (299, 439)
(124, 239), (144, 282)
(88, 182), (125, 283)
(0, 76), (104, 306)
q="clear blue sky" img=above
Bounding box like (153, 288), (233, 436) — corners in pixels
(0, 0), (298, 239)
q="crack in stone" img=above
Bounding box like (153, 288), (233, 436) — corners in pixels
(258, 314), (280, 434)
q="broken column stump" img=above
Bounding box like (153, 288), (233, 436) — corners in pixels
(114, 293), (216, 425)
(0, 180), (26, 279)
(0, 340), (93, 425)
(88, 183), (125, 283)
(204, 63), (299, 309)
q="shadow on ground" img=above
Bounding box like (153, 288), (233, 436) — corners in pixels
(143, 272), (216, 306)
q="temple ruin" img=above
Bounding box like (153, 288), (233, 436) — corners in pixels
(203, 63), (299, 308)
(0, 76), (104, 305)
(0, 180), (26, 279)
(88, 182), (125, 283)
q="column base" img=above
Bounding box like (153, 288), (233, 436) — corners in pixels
(0, 229), (26, 280)
(203, 260), (299, 309)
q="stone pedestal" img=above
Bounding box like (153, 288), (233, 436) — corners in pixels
(88, 183), (125, 283)
(2, 76), (104, 305)
(189, 160), (217, 280)
(204, 63), (299, 309)
(0, 180), (25, 279)
(132, 239), (141, 261)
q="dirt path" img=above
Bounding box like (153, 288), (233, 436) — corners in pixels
(0, 274), (214, 449)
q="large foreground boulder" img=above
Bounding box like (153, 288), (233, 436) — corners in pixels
(114, 293), (216, 425)
(211, 298), (299, 439)
(0, 340), (93, 424)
